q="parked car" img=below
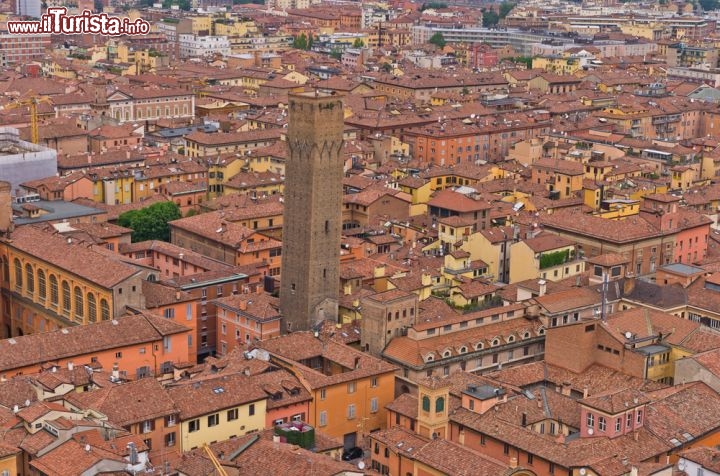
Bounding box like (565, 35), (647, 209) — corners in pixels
(341, 447), (363, 461)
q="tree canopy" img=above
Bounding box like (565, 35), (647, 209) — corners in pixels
(118, 201), (182, 243)
(292, 33), (315, 50)
(428, 32), (446, 48)
(353, 38), (365, 48)
(419, 1), (447, 11)
(482, 10), (500, 27)
(499, 1), (516, 18)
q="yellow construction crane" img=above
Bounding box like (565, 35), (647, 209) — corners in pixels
(202, 444), (229, 476)
(4, 91), (53, 144)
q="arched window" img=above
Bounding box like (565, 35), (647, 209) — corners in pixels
(523, 331), (531, 339)
(14, 259), (22, 290)
(100, 299), (110, 321)
(87, 293), (97, 322)
(507, 335), (515, 343)
(435, 396), (445, 413)
(38, 270), (46, 300)
(538, 327), (546, 335)
(426, 354), (434, 362)
(443, 350), (451, 358)
(74, 287), (83, 319)
(50, 275), (58, 306)
(422, 395), (430, 412)
(475, 342), (484, 351)
(459, 346), (467, 354)
(25, 264), (34, 295)
(491, 338), (500, 347)
(62, 281), (71, 313)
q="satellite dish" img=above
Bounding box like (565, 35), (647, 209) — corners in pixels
(625, 331), (633, 339)
(358, 462), (366, 470)
(580, 469), (587, 476)
(678, 460), (686, 471)
(587, 429), (594, 435)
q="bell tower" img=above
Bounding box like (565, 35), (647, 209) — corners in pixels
(417, 376), (451, 440)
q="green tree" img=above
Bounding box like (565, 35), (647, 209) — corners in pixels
(118, 201), (181, 243)
(307, 33), (314, 50)
(419, 1), (447, 10)
(482, 10), (499, 27)
(428, 32), (446, 48)
(381, 62), (393, 72)
(292, 33), (308, 50)
(330, 47), (342, 60)
(512, 56), (533, 68)
(499, 1), (516, 18)
(352, 38), (365, 48)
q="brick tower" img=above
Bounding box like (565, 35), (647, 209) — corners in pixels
(280, 91), (344, 332)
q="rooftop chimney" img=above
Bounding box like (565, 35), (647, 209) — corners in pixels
(67, 361), (74, 371)
(623, 274), (636, 296)
(538, 279), (547, 297)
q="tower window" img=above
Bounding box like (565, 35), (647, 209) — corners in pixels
(323, 269), (326, 278)
(325, 220), (329, 233)
(291, 283), (296, 292)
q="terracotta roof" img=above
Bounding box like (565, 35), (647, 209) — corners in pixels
(0, 312), (190, 373)
(580, 387), (650, 415)
(166, 372), (268, 420)
(383, 317), (543, 368)
(213, 293), (281, 322)
(522, 234), (574, 253)
(178, 430), (357, 475)
(63, 378), (176, 427)
(541, 210), (661, 243)
(414, 437), (507, 475)
(29, 438), (127, 476)
(535, 287), (601, 314)
(428, 189), (492, 213)
(257, 332), (398, 389)
(6, 225), (140, 289)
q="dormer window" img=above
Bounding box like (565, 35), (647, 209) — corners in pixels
(523, 332), (531, 339)
(586, 413), (594, 428)
(491, 338), (500, 347)
(426, 354), (434, 362)
(475, 342), (484, 351)
(459, 346), (467, 354)
(443, 350), (451, 358)
(507, 335), (515, 343)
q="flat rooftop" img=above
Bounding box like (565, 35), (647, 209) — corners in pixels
(12, 200), (105, 225)
(660, 263), (705, 276)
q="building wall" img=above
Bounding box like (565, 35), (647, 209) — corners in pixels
(179, 399), (267, 452)
(127, 414), (179, 453)
(309, 372), (394, 441)
(265, 401), (309, 429)
(216, 306), (281, 356)
(360, 293), (417, 355)
(0, 329), (190, 381)
(146, 299), (198, 360)
(370, 438), (416, 476)
(0, 247), (121, 336)
(675, 358), (720, 394)
(448, 421), (569, 476)
(674, 224), (710, 265)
